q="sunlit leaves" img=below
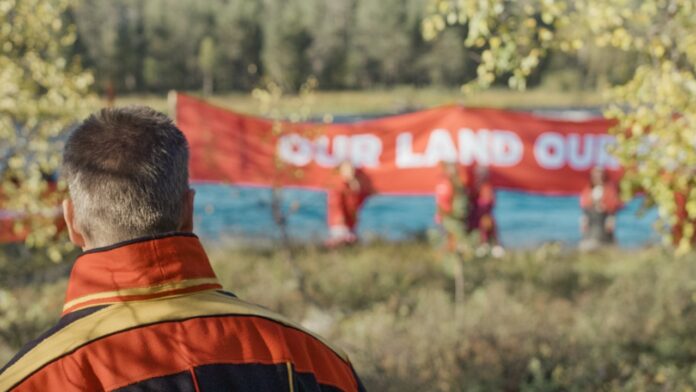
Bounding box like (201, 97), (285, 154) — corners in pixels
(251, 76), (319, 183)
(423, 0), (563, 90)
(1, 0), (96, 254)
(608, 62), (696, 253)
(426, 0), (696, 251)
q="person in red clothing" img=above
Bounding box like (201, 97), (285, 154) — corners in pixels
(0, 106), (365, 392)
(467, 165), (504, 257)
(579, 166), (622, 249)
(326, 160), (373, 247)
(434, 160), (469, 251)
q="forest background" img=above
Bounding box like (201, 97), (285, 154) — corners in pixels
(2, 0), (696, 390)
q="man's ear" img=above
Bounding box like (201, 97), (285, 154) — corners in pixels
(179, 187), (195, 232)
(62, 198), (87, 249)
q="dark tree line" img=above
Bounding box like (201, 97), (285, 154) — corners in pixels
(70, 0), (634, 94)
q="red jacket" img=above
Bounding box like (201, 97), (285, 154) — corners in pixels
(0, 234), (364, 391)
(327, 172), (372, 230)
(434, 169), (469, 224)
(579, 181), (622, 214)
(434, 177), (461, 224)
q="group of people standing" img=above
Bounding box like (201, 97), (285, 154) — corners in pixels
(325, 159), (503, 254)
(434, 161), (503, 257)
(325, 160), (626, 252)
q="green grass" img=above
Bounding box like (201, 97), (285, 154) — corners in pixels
(2, 242), (696, 390)
(114, 86), (605, 117)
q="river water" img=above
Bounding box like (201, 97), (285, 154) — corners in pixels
(192, 184), (658, 248)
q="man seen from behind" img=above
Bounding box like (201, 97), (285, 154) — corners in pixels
(0, 106), (365, 392)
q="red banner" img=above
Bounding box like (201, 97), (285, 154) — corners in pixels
(176, 93), (618, 195)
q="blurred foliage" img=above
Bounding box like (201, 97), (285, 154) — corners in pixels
(249, 76), (322, 302)
(5, 242), (696, 390)
(70, 0), (633, 93)
(425, 0), (696, 251)
(207, 242), (696, 391)
(0, 0), (95, 258)
(198, 36), (216, 96)
(0, 244), (74, 361)
(250, 75), (319, 209)
(118, 87), (605, 117)
(252, 77), (318, 124)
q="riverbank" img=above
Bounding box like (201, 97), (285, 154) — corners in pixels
(114, 86), (604, 117)
(1, 241), (693, 390)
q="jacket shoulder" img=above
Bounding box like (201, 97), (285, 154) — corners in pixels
(0, 290), (358, 391)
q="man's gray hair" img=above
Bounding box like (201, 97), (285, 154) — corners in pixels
(62, 106), (189, 247)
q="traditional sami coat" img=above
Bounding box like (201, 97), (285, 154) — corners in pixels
(0, 233), (364, 392)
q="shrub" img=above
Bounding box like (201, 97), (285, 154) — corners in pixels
(2, 241), (695, 391)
